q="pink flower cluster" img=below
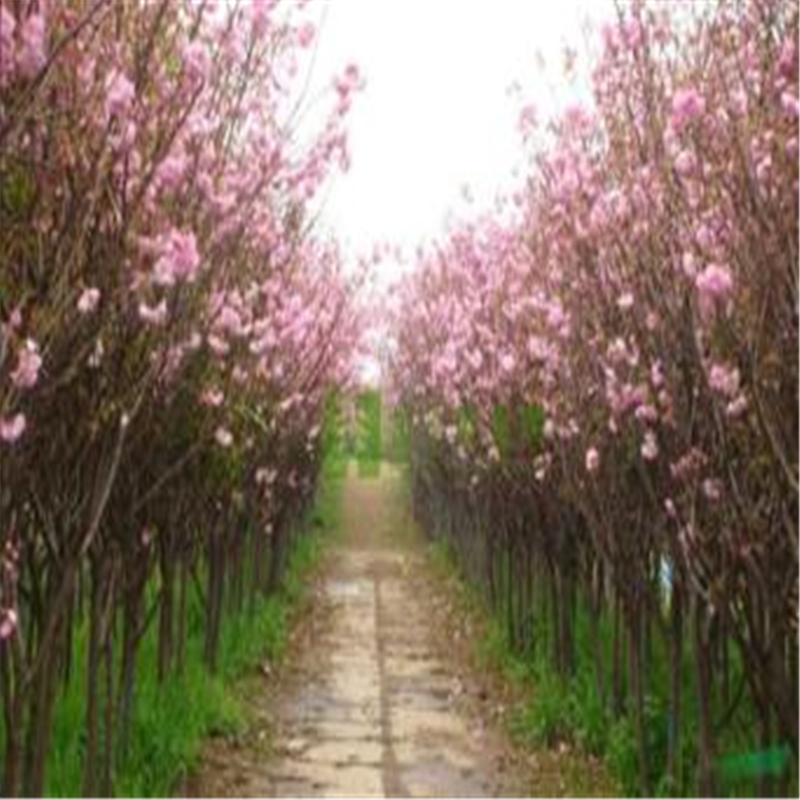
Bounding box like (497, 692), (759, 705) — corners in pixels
(391, 1), (797, 763)
(0, 8), (47, 86)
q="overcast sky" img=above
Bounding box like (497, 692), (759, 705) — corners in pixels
(303, 0), (614, 271)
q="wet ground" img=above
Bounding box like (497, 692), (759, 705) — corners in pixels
(187, 463), (614, 798)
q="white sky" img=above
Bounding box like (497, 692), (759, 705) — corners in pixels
(304, 0), (615, 272)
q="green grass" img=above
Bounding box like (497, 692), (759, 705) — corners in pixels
(383, 406), (411, 464)
(428, 536), (799, 797)
(355, 390), (382, 474)
(42, 470), (342, 797)
(356, 459), (381, 478)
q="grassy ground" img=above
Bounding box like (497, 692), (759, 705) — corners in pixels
(43, 465), (343, 797)
(426, 539), (621, 797)
(427, 537), (797, 798)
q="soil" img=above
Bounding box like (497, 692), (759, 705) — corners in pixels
(184, 463), (616, 797)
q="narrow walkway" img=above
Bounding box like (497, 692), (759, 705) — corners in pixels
(266, 463), (500, 797)
(189, 463), (615, 798)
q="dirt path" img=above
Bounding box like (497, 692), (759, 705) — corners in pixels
(190, 463), (522, 797)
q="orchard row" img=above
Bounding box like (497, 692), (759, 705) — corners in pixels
(390, 1), (798, 795)
(0, 1), (362, 795)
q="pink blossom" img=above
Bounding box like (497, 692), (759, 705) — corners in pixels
(11, 340), (42, 390)
(15, 13), (46, 79)
(200, 388), (224, 408)
(518, 103), (539, 138)
(153, 229), (200, 286)
(650, 360), (665, 388)
(207, 334), (229, 356)
(695, 223), (715, 249)
(77, 287), (101, 315)
(674, 149), (697, 177)
(671, 87), (706, 131)
(0, 413), (26, 443)
(138, 299), (168, 326)
(105, 69), (135, 119)
(634, 404), (658, 424)
(7, 307), (22, 331)
(617, 292), (634, 310)
(296, 22), (316, 48)
(585, 447), (600, 473)
(696, 263), (733, 305)
(250, 0), (275, 35)
(182, 41), (210, 84)
(755, 155), (772, 185)
(546, 303), (565, 328)
(778, 39), (798, 79)
(681, 251), (698, 278)
(623, 19), (644, 49)
(216, 305), (245, 337)
(0, 7), (17, 86)
(88, 337), (104, 368)
(499, 353), (516, 373)
(708, 363), (740, 398)
(141, 526), (153, 548)
(725, 394), (749, 419)
(214, 427), (233, 448)
(334, 62), (363, 112)
(781, 91), (799, 119)
(256, 467), (277, 486)
(641, 430), (659, 462)
(702, 478), (723, 502)
(155, 154), (188, 192)
(0, 608), (18, 640)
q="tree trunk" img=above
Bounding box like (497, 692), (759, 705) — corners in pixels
(590, 558), (606, 707)
(23, 616), (62, 797)
(267, 518), (288, 596)
(1, 636), (25, 797)
(666, 585), (683, 794)
(82, 560), (104, 796)
(629, 604), (649, 796)
(694, 602), (716, 796)
(117, 594), (140, 759)
(176, 557), (188, 675)
(204, 528), (225, 672)
(612, 592), (625, 716)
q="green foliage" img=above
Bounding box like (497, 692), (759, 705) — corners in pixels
(457, 404), (478, 446)
(520, 403), (546, 450)
(320, 392), (347, 468)
(355, 389), (382, 474)
(511, 668), (570, 747)
(607, 717), (640, 796)
(491, 405), (511, 457)
(1, 162), (36, 217)
(490, 402), (547, 458)
(383, 405), (411, 464)
(357, 459), (381, 477)
(113, 647), (242, 798)
(567, 671), (611, 756)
